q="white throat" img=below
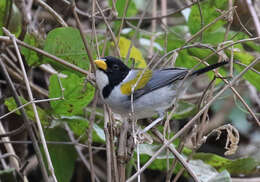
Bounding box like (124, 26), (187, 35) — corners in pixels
(96, 69), (109, 91)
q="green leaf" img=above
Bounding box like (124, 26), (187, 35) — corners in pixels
(201, 28), (239, 46)
(43, 27), (92, 74)
(0, 0), (22, 37)
(176, 49), (200, 68)
(61, 116), (105, 143)
(49, 71), (95, 116)
(228, 49), (260, 91)
(137, 144), (232, 181)
(172, 101), (198, 119)
(0, 0), (7, 36)
(235, 64), (260, 91)
(193, 153), (260, 176)
(137, 143), (259, 176)
(156, 30), (185, 52)
(109, 0), (138, 32)
(188, 0), (228, 36)
(155, 30), (202, 68)
(137, 144), (175, 171)
(0, 0), (21, 36)
(4, 97), (49, 125)
(188, 48), (226, 85)
(137, 143), (189, 171)
(21, 33), (43, 66)
(112, 0), (137, 17)
(43, 127), (77, 182)
(114, 36), (147, 68)
(0, 168), (17, 182)
(244, 40), (260, 53)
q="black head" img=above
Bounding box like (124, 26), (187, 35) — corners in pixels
(94, 56), (130, 98)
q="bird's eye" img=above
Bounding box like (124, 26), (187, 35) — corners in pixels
(113, 64), (119, 70)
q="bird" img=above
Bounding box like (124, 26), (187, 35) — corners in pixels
(94, 56), (227, 132)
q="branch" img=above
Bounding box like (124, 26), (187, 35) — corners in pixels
(0, 57), (49, 182)
(3, 27), (57, 182)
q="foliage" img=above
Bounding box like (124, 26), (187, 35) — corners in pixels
(49, 72), (95, 116)
(21, 33), (43, 66)
(4, 96), (49, 126)
(115, 36), (147, 68)
(0, 0), (21, 36)
(42, 127), (77, 182)
(43, 27), (93, 75)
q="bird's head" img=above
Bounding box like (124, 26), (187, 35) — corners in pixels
(94, 56), (130, 96)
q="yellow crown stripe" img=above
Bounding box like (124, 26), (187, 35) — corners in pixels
(120, 70), (152, 95)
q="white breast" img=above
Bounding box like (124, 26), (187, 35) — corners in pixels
(95, 70), (109, 97)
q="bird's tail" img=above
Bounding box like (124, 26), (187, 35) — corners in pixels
(191, 61), (228, 76)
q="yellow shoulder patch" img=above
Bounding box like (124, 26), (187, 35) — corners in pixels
(120, 70), (152, 95)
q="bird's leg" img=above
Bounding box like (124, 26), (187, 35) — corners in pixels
(138, 113), (165, 135)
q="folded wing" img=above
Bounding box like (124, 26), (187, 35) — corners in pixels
(133, 68), (188, 99)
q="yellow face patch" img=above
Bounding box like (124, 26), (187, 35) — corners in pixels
(120, 70), (152, 95)
(94, 60), (107, 71)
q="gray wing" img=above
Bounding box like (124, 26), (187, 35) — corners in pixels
(133, 68), (188, 99)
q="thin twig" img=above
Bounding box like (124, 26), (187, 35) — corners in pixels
(158, 43), (218, 64)
(125, 2), (151, 62)
(109, 112), (119, 182)
(197, 0), (204, 41)
(104, 107), (112, 182)
(1, 53), (22, 74)
(6, 65), (48, 97)
(3, 27), (58, 182)
(234, 9), (253, 37)
(0, 57), (49, 182)
(185, 7), (236, 44)
(0, 35), (95, 84)
(116, 0), (130, 45)
(87, 92), (98, 182)
(152, 129), (199, 182)
(0, 122), (20, 170)
(0, 149), (8, 170)
(117, 120), (129, 182)
(95, 1), (121, 57)
(224, 0), (234, 42)
(71, 0), (96, 74)
(148, 0), (157, 59)
(135, 137), (140, 182)
(204, 37), (260, 61)
(0, 140), (106, 149)
(5, 47), (18, 62)
(0, 124), (26, 138)
(65, 123), (100, 182)
(34, 0), (68, 27)
(91, 0), (100, 58)
(236, 61), (260, 75)
(246, 0), (260, 37)
(0, 97), (62, 121)
(74, 2), (198, 22)
(111, 0), (117, 16)
(161, 0), (167, 25)
(14, 0), (29, 40)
